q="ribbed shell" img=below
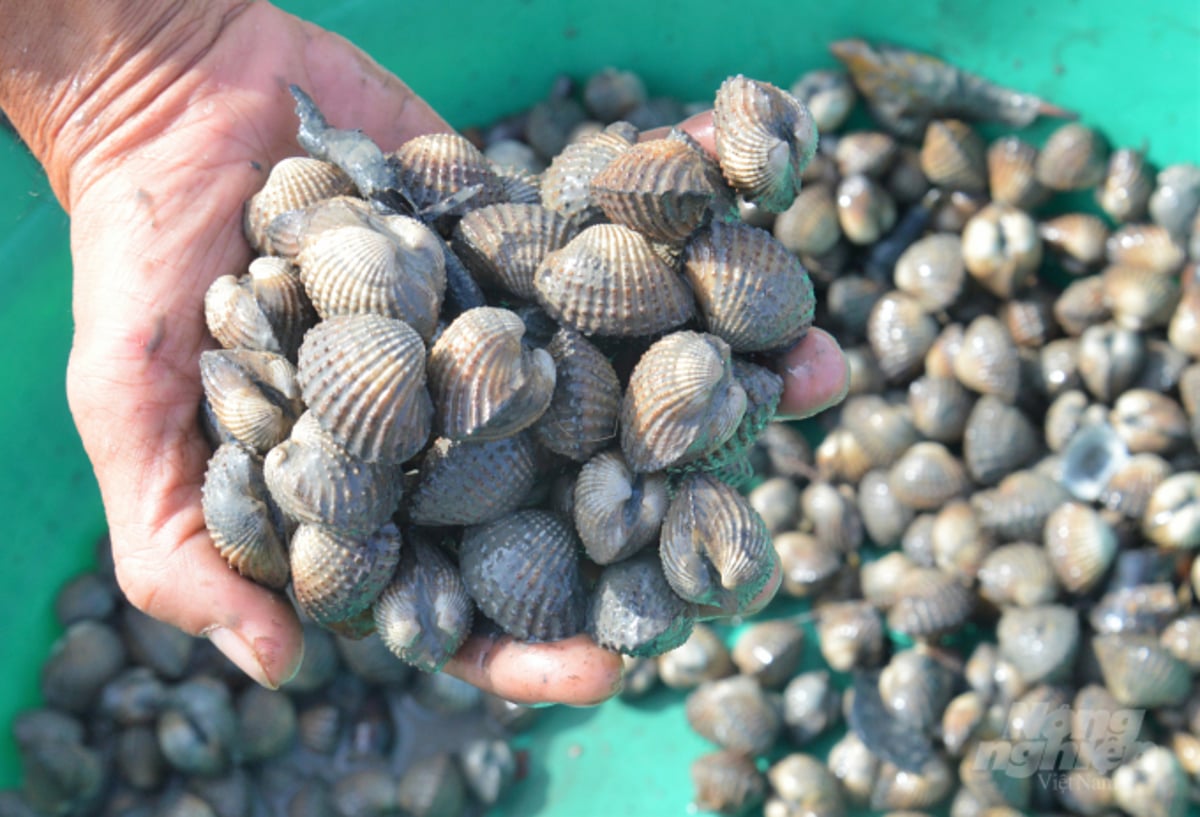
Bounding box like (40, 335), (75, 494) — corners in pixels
(978, 543), (1059, 608)
(836, 173), (897, 245)
(199, 349), (303, 454)
(458, 510), (586, 641)
(589, 130), (726, 242)
(1040, 212), (1109, 268)
(867, 292), (939, 382)
(1054, 276), (1111, 336)
(391, 133), (507, 213)
(858, 470), (915, 549)
(888, 442), (971, 511)
(297, 221), (445, 342)
(894, 233), (966, 312)
(1110, 389), (1190, 455)
(731, 620), (805, 689)
(961, 203), (1042, 299)
(834, 130), (897, 177)
(996, 605), (1079, 684)
(840, 396), (918, 471)
(1169, 287), (1200, 357)
(1097, 148), (1153, 223)
(659, 472), (773, 613)
(450, 203), (577, 299)
(373, 535), (474, 672)
(908, 375), (974, 444)
(201, 443), (291, 590)
(531, 328), (621, 462)
(712, 75), (818, 212)
(205, 258), (316, 361)
(1035, 123), (1109, 191)
(539, 122), (638, 225)
(679, 358), (783, 479)
(263, 413), (402, 537)
(774, 532), (841, 599)
(1141, 472), (1200, 550)
(772, 183), (841, 256)
(986, 136), (1046, 210)
(1099, 453), (1172, 519)
(953, 316), (1020, 403)
(406, 433), (539, 527)
(963, 396), (1041, 485)
(1103, 264), (1182, 331)
(426, 307), (555, 442)
(573, 450), (668, 565)
(816, 600), (884, 673)
(586, 550), (697, 657)
(244, 157), (354, 254)
(683, 221), (816, 353)
(1093, 634), (1191, 708)
(264, 195), (376, 260)
(1044, 502), (1117, 594)
(886, 567), (973, 638)
(290, 523), (403, 626)
(297, 314), (432, 464)
(877, 649), (956, 732)
(686, 675), (782, 756)
(619, 332), (747, 473)
(534, 223), (694, 337)
(919, 119), (987, 194)
(691, 751), (768, 816)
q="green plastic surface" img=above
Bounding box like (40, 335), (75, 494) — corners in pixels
(0, 0), (1197, 811)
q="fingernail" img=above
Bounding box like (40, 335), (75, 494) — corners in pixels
(205, 626), (277, 689)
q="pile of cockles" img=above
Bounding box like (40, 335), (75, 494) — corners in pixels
(604, 40), (1200, 817)
(1, 535), (534, 816)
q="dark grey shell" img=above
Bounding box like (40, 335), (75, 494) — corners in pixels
(972, 469), (1071, 542)
(586, 550), (697, 657)
(199, 349), (304, 454)
(539, 122), (638, 226)
(573, 449), (668, 565)
(686, 675), (783, 756)
(289, 523), (403, 626)
(531, 328), (622, 462)
(391, 132), (508, 213)
(459, 510), (586, 641)
(406, 433), (539, 527)
(40, 620), (127, 715)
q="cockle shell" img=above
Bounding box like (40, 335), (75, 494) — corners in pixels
(1110, 389), (1190, 455)
(586, 550), (697, 657)
(540, 121), (638, 225)
(772, 183), (841, 256)
(1039, 212), (1109, 269)
(887, 441), (971, 511)
(427, 307), (555, 442)
(712, 75), (818, 212)
(1108, 224), (1187, 276)
(1103, 264), (1181, 330)
(834, 130), (897, 178)
(450, 203), (577, 300)
(686, 675), (782, 756)
(858, 471), (915, 549)
(690, 751), (768, 817)
(998, 287), (1057, 348)
(961, 203), (1042, 298)
(953, 315), (1020, 403)
(996, 604), (1079, 683)
(1168, 286), (1200, 356)
(731, 620), (805, 689)
(836, 173), (897, 245)
(297, 313), (432, 463)
(659, 472), (774, 613)
(816, 600), (883, 672)
(869, 757), (953, 812)
(877, 649), (956, 732)
(839, 395), (917, 471)
(781, 670), (841, 745)
(790, 69), (856, 133)
(867, 291), (939, 382)
(582, 67), (647, 121)
(747, 476), (801, 535)
(1113, 746), (1190, 817)
(1039, 338), (1082, 399)
(204, 257), (316, 360)
(1141, 472), (1200, 549)
(244, 157), (354, 254)
(263, 412), (402, 537)
(1100, 452), (1172, 519)
(1093, 634), (1191, 708)
(391, 132), (508, 213)
(572, 449), (668, 565)
(773, 532), (842, 599)
(894, 233), (966, 312)
(886, 567), (973, 638)
(907, 375), (974, 444)
(534, 223), (695, 337)
(373, 534), (474, 672)
(1090, 581), (1181, 636)
(978, 542), (1059, 608)
(657, 623), (734, 690)
(1035, 122), (1109, 191)
(459, 510), (586, 641)
(199, 349), (303, 454)
(962, 396), (1041, 485)
(986, 135), (1046, 211)
(767, 754), (846, 817)
(1097, 147), (1153, 223)
(619, 331), (747, 473)
(683, 221), (816, 353)
(827, 732), (879, 808)
(201, 443), (291, 590)
(530, 328), (621, 462)
(589, 129), (727, 242)
(930, 499), (992, 580)
(290, 523), (403, 627)
(1077, 321), (1145, 402)
(1053, 274), (1111, 336)
(1044, 501), (1117, 594)
(262, 194), (378, 260)
(405, 432), (539, 527)
(801, 481), (864, 554)
(919, 119), (986, 194)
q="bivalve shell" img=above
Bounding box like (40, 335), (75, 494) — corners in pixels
(953, 316), (1020, 403)
(586, 550), (697, 657)
(894, 233), (966, 312)
(573, 449), (668, 565)
(962, 396), (1041, 485)
(961, 203), (1042, 298)
(978, 542), (1058, 608)
(919, 119), (986, 194)
(772, 183), (841, 256)
(204, 258), (317, 360)
(391, 132), (507, 213)
(244, 157), (354, 254)
(986, 136), (1046, 210)
(1035, 122), (1109, 191)
(1102, 264), (1181, 331)
(290, 523), (403, 627)
(539, 122), (638, 226)
(866, 291), (939, 383)
(731, 620), (805, 689)
(887, 442), (971, 511)
(1044, 501), (1118, 594)
(691, 750), (767, 817)
(1097, 147), (1153, 223)
(885, 567), (973, 639)
(451, 203), (578, 300)
(1040, 212), (1109, 270)
(996, 604), (1079, 683)
(686, 675), (782, 756)
(531, 328), (621, 462)
(199, 349), (303, 454)
(907, 375), (974, 444)
(1093, 634), (1191, 708)
(1141, 472), (1200, 549)
(406, 433), (539, 527)
(1107, 223), (1186, 275)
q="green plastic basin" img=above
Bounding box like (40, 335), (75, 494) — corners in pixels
(1, 0), (1197, 812)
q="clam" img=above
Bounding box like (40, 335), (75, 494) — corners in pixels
(243, 157), (354, 254)
(773, 531), (842, 599)
(534, 223), (694, 336)
(919, 119), (986, 194)
(953, 315), (1020, 403)
(290, 522), (402, 627)
(870, 755), (954, 812)
(396, 752), (467, 817)
(120, 607), (193, 682)
(986, 135), (1046, 210)
(459, 509), (586, 641)
(1112, 746), (1190, 817)
(767, 754), (846, 817)
(816, 600), (884, 672)
(867, 291), (939, 383)
(827, 732), (879, 807)
(539, 121), (638, 225)
(1077, 321), (1145, 402)
(1107, 223), (1187, 275)
(1093, 633), (1191, 708)
(1097, 147), (1153, 223)
(687, 358), (783, 477)
(886, 144), (933, 203)
(657, 623), (735, 690)
(887, 441), (971, 511)
(1090, 582), (1181, 635)
(877, 648), (956, 733)
(1044, 501), (1117, 594)
(977, 542), (1059, 608)
(659, 472), (774, 613)
(54, 573), (115, 628)
(731, 620), (805, 689)
(1168, 285), (1200, 356)
(1039, 212), (1109, 271)
(773, 183), (842, 256)
(391, 132), (507, 212)
(587, 550), (698, 657)
(1103, 263), (1181, 330)
(886, 567), (973, 638)
(1053, 274), (1111, 336)
(406, 432), (539, 527)
(1160, 614), (1200, 671)
(458, 738), (517, 807)
(1038, 338), (1082, 398)
(901, 513), (938, 567)
(940, 691), (987, 757)
(199, 349), (304, 454)
(860, 551), (917, 608)
(582, 67), (647, 121)
(839, 396), (917, 471)
(235, 686), (297, 764)
(833, 131), (897, 178)
(1099, 452), (1172, 518)
(858, 469), (916, 548)
(531, 327), (621, 462)
(747, 476), (801, 535)
(1035, 122), (1109, 191)
(297, 313), (432, 464)
(115, 725), (166, 791)
(836, 173), (897, 245)
(961, 203), (1042, 298)
(894, 233), (966, 312)
(427, 306), (555, 442)
(996, 604), (1079, 684)
(1141, 471), (1200, 549)
(802, 481), (864, 554)
(690, 750), (768, 816)
(824, 275), (884, 340)
(907, 375), (973, 444)
(686, 675), (782, 756)
(781, 671), (841, 745)
(40, 620), (127, 715)
(157, 678), (237, 776)
(1110, 389), (1190, 455)
(930, 500), (992, 580)
(790, 69), (856, 133)
(1149, 162), (1200, 239)
(373, 534), (474, 672)
(572, 449), (668, 564)
(1060, 420), (1131, 502)
(204, 258), (316, 360)
(712, 75), (818, 212)
(962, 396), (1041, 485)
(450, 203), (577, 300)
(683, 220), (816, 353)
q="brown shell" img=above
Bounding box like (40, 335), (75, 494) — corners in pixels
(201, 443), (291, 590)
(450, 203), (577, 300)
(978, 543), (1059, 608)
(264, 195), (381, 260)
(531, 328), (621, 462)
(534, 223), (694, 337)
(1044, 502), (1118, 594)
(840, 395), (918, 470)
(894, 233), (966, 312)
(858, 470), (916, 549)
(1102, 264), (1182, 331)
(686, 675), (782, 756)
(836, 173), (897, 245)
(953, 315), (1020, 403)
(1142, 472), (1200, 549)
(290, 523), (403, 626)
(459, 510), (587, 641)
(866, 291), (939, 383)
(539, 122), (638, 226)
(834, 130), (897, 178)
(297, 314), (432, 464)
(586, 550), (697, 657)
(659, 472), (774, 613)
(1099, 452), (1172, 519)
(712, 75), (818, 212)
(732, 620), (805, 689)
(816, 600), (884, 673)
(961, 203), (1042, 298)
(1097, 147), (1153, 223)
(887, 442), (971, 511)
(1039, 212), (1109, 268)
(972, 470), (1071, 543)
(772, 183), (841, 256)
(1110, 389), (1190, 455)
(573, 449), (668, 565)
(682, 221), (816, 353)
(244, 157), (355, 254)
(427, 307), (555, 442)
(691, 751), (768, 816)
(907, 375), (974, 444)
(963, 396), (1042, 485)
(1039, 339), (1083, 399)
(1168, 286), (1200, 357)
(773, 531), (842, 599)
(1077, 322), (1145, 402)
(589, 130), (726, 242)
(619, 331), (747, 473)
(886, 567), (973, 639)
(1035, 122), (1109, 192)
(391, 132), (507, 213)
(986, 136), (1047, 211)
(199, 349), (304, 454)
(1054, 275), (1111, 336)
(406, 433), (539, 527)
(919, 119), (987, 194)
(999, 287), (1058, 349)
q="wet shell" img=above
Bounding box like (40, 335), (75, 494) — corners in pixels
(619, 331), (747, 473)
(586, 550), (697, 657)
(731, 619), (805, 689)
(539, 122), (638, 225)
(659, 472), (774, 613)
(816, 600), (883, 672)
(686, 675), (782, 756)
(657, 623), (735, 689)
(690, 750), (767, 816)
(836, 173), (897, 245)
(373, 535), (474, 672)
(534, 223), (695, 336)
(747, 476), (801, 535)
(860, 551), (917, 609)
(1168, 286), (1200, 356)
(459, 510), (586, 641)
(1160, 615), (1200, 671)
(907, 375), (974, 444)
(1039, 212), (1109, 269)
(263, 194), (379, 260)
(427, 307), (555, 442)
(834, 130), (897, 178)
(858, 469), (917, 548)
(773, 532), (842, 599)
(1053, 275), (1111, 336)
(450, 203), (578, 300)
(894, 233), (966, 312)
(1092, 634), (1191, 708)
(867, 291), (939, 383)
(767, 754), (845, 816)
(996, 604), (1079, 684)
(919, 119), (986, 194)
(199, 349), (303, 454)
(573, 449), (668, 565)
(1043, 501), (1117, 594)
(1149, 162), (1200, 238)
(869, 756), (954, 812)
(1113, 746), (1190, 817)
(391, 132), (507, 213)
(790, 69), (856, 133)
(1141, 472), (1200, 549)
(887, 442), (971, 511)
(583, 67), (647, 121)
(406, 433), (539, 527)
(878, 649), (956, 732)
(1100, 452), (1172, 518)
(1035, 122), (1109, 191)
(885, 567), (973, 638)
(977, 542), (1059, 608)
(1097, 147), (1153, 223)
(1078, 322), (1145, 402)
(1103, 264), (1181, 331)
(244, 157), (354, 254)
(290, 523), (403, 626)
(1107, 223), (1186, 275)
(1039, 339), (1082, 399)
(827, 732), (879, 807)
(930, 500), (992, 580)
(961, 203), (1042, 298)
(531, 328), (621, 462)
(963, 396), (1041, 485)
(297, 314), (432, 463)
(201, 443), (291, 590)
(986, 136), (1047, 211)
(297, 221), (445, 342)
(998, 287), (1057, 348)
(802, 481), (864, 554)
(953, 315), (1020, 403)
(589, 130), (726, 242)
(683, 221), (816, 353)
(204, 258), (316, 360)
(772, 183), (842, 256)
(781, 670), (841, 745)
(1110, 389), (1190, 455)
(712, 75), (818, 212)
